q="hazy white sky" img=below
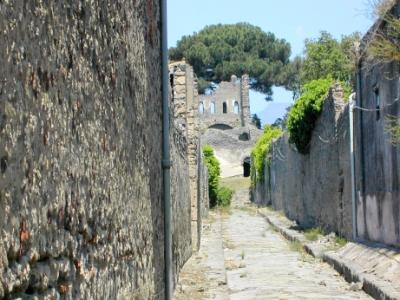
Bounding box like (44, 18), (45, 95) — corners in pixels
(168, 0), (376, 123)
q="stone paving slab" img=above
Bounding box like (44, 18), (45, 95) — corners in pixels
(174, 212), (229, 300)
(259, 207), (400, 300)
(223, 205), (370, 300)
(175, 190), (372, 300)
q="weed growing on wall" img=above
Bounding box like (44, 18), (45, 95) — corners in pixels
(251, 125), (283, 184)
(385, 115), (400, 145)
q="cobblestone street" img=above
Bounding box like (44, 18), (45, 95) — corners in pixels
(174, 189), (371, 300)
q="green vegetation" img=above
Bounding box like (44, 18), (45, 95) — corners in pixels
(220, 176), (250, 192)
(288, 240), (304, 252)
(286, 78), (334, 154)
(369, 0), (400, 144)
(216, 186), (234, 207)
(203, 144), (234, 207)
(299, 31), (360, 88)
(251, 125), (283, 183)
(170, 23), (293, 96)
(334, 236), (348, 247)
(203, 144), (220, 207)
(385, 115), (400, 145)
(304, 227), (324, 241)
(286, 78), (351, 154)
(368, 0), (400, 63)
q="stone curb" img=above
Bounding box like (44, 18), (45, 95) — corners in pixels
(258, 210), (400, 300)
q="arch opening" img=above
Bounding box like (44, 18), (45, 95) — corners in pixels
(234, 101), (239, 114)
(223, 102), (227, 114)
(208, 123), (233, 130)
(210, 101), (216, 114)
(243, 157), (251, 177)
(199, 102), (204, 114)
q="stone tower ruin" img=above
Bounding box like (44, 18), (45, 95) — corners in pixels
(198, 74), (251, 130)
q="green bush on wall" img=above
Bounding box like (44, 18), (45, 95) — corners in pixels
(286, 77), (350, 154)
(251, 125), (283, 184)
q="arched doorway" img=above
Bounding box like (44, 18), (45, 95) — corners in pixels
(243, 157), (251, 177)
(223, 102), (227, 114)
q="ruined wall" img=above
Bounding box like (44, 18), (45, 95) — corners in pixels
(199, 75), (250, 131)
(170, 126), (191, 287)
(169, 61), (209, 251)
(252, 86), (354, 238)
(0, 1), (165, 299)
(355, 57), (400, 247)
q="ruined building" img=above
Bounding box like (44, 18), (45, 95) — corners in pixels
(198, 75), (262, 178)
(199, 75), (251, 131)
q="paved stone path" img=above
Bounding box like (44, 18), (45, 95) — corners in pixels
(174, 189), (371, 299)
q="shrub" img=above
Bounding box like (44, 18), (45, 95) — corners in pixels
(216, 186), (234, 207)
(287, 78), (352, 154)
(286, 78), (333, 154)
(251, 125), (283, 183)
(203, 144), (221, 207)
(304, 227), (324, 241)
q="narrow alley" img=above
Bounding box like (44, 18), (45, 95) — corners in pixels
(175, 186), (371, 300)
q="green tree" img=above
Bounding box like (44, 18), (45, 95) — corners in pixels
(170, 23), (292, 97)
(299, 32), (360, 86)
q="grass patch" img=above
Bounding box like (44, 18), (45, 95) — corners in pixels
(220, 176), (250, 192)
(289, 240), (304, 252)
(217, 206), (232, 216)
(334, 236), (348, 247)
(304, 227), (324, 241)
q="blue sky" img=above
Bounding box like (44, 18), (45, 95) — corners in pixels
(168, 0), (375, 124)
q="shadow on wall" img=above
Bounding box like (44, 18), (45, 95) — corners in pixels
(208, 124), (233, 130)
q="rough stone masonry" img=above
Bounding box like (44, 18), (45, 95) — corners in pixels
(0, 1), (207, 299)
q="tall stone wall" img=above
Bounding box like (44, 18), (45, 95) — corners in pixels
(252, 85), (354, 238)
(0, 1), (166, 299)
(355, 56), (400, 247)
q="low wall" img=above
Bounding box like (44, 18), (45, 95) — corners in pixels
(252, 86), (354, 238)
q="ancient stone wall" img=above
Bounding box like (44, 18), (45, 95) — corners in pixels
(251, 85), (354, 238)
(355, 57), (400, 247)
(169, 61), (209, 251)
(170, 124), (191, 287)
(0, 1), (202, 298)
